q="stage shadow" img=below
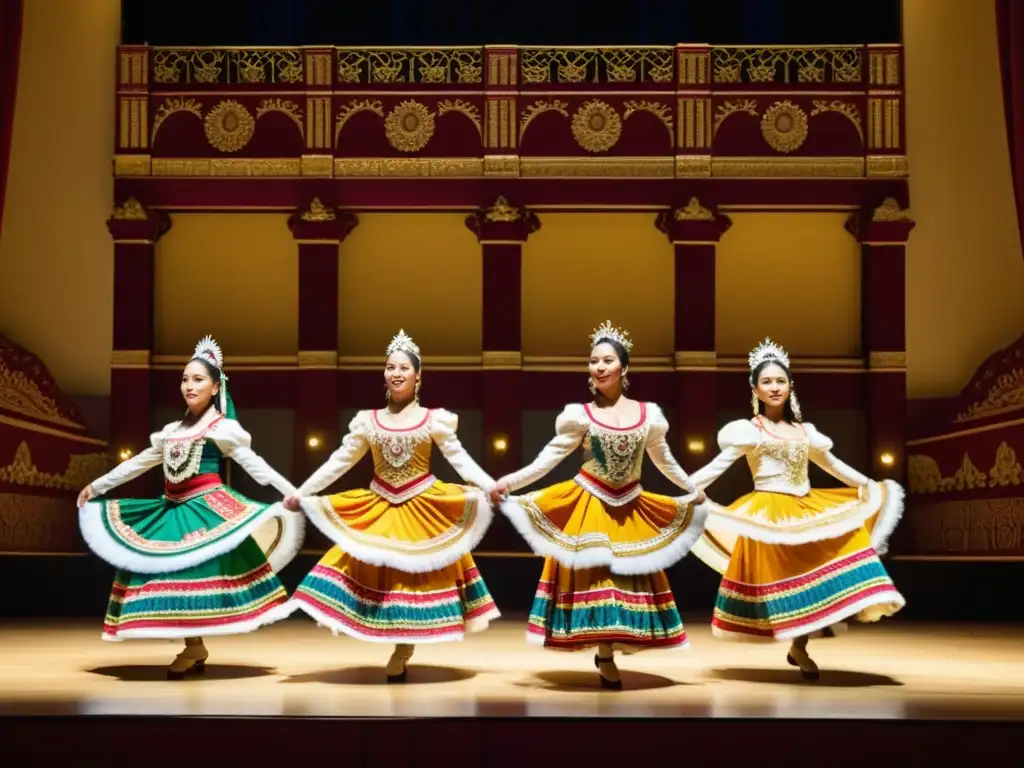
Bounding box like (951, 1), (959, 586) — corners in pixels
(518, 670), (679, 693)
(283, 665), (478, 686)
(707, 667), (903, 688)
(87, 664), (275, 682)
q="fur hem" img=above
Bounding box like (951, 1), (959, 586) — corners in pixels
(288, 598), (493, 644)
(701, 480), (891, 546)
(711, 590), (906, 643)
(499, 498), (710, 575)
(79, 500), (303, 575)
(99, 600), (296, 642)
(870, 480), (904, 556)
(298, 488), (493, 574)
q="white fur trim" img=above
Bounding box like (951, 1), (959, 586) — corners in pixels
(298, 487), (493, 573)
(870, 480), (904, 556)
(700, 480), (890, 546)
(79, 500), (304, 575)
(99, 600), (297, 641)
(289, 598), (496, 644)
(711, 589), (906, 643)
(258, 504), (306, 573)
(500, 497), (710, 575)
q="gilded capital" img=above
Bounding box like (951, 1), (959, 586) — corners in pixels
(673, 197), (715, 221)
(300, 197), (337, 222)
(872, 197), (913, 223)
(111, 197), (148, 221)
(484, 196), (521, 223)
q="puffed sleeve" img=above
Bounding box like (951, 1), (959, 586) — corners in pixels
(644, 403), (699, 497)
(687, 419), (759, 490)
(210, 418), (297, 497)
(503, 404), (587, 492)
(804, 422), (869, 489)
(90, 422), (171, 497)
(297, 411), (371, 496)
(430, 409), (495, 491)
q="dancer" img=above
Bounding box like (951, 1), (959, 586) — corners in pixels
(688, 338), (904, 680)
(76, 336), (303, 678)
(284, 330), (500, 683)
(490, 321), (709, 691)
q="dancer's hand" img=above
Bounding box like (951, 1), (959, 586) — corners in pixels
(283, 494), (302, 512)
(76, 485), (95, 507)
(695, 489), (706, 505)
(489, 479), (510, 504)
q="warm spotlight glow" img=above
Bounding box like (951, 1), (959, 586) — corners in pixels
(880, 452), (895, 467)
(307, 436), (322, 450)
(686, 439), (706, 454)
(118, 448), (133, 462)
(492, 436), (509, 456)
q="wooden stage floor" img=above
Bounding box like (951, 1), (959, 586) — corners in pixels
(1, 615), (1022, 721)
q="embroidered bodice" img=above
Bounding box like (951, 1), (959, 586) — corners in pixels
(297, 408), (494, 503)
(504, 402), (699, 507)
(688, 418), (869, 497)
(88, 408), (297, 499)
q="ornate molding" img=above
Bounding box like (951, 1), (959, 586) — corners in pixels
(483, 196), (521, 223)
(300, 197), (336, 222)
(384, 100), (436, 152)
(297, 351), (338, 369)
(674, 351), (717, 369)
(868, 350), (906, 369)
(0, 442), (109, 492)
(570, 100), (623, 153)
(908, 441), (1022, 495)
(760, 100), (809, 154)
(111, 197), (148, 221)
(872, 196), (913, 222)
(673, 197), (715, 221)
(910, 497), (1024, 555)
(110, 350), (151, 369)
(482, 351), (523, 370)
(0, 356), (83, 430)
(956, 368), (1024, 423)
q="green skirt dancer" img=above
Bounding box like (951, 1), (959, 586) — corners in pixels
(79, 411), (302, 642)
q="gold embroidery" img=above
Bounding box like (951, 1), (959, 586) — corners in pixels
(753, 439), (810, 487)
(0, 442), (108, 491)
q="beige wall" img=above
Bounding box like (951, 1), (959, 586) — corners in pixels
(0, 0), (120, 396)
(903, 0), (1024, 397)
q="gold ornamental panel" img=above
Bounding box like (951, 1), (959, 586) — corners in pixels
(0, 362), (83, 430)
(152, 48), (303, 85)
(519, 48), (673, 85)
(204, 100), (256, 153)
(908, 442), (1022, 495)
(910, 497), (1024, 555)
(570, 100), (622, 153)
(0, 442), (109, 492)
(336, 48), (483, 85)
(712, 46), (861, 84)
(384, 100), (436, 152)
(955, 368), (1024, 424)
(760, 100), (809, 154)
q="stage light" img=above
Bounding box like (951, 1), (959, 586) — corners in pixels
(880, 451), (895, 466)
(492, 435), (508, 456)
(686, 438), (706, 454)
(118, 448), (133, 462)
(307, 436), (322, 449)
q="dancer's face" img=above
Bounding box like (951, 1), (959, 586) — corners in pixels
(181, 361), (219, 415)
(589, 342), (624, 397)
(753, 363), (790, 411)
(384, 352), (419, 403)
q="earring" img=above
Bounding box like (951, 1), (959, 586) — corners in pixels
(621, 373), (630, 392)
(790, 390), (803, 422)
(588, 378), (597, 395)
(751, 391), (760, 416)
(385, 388), (391, 403)
(414, 379), (421, 402)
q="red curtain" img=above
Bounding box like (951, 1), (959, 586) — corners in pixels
(0, 0), (24, 237)
(996, 0), (1024, 251)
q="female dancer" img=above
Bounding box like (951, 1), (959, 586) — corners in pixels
(76, 336), (303, 678)
(490, 321), (709, 690)
(283, 330), (500, 682)
(688, 338), (904, 679)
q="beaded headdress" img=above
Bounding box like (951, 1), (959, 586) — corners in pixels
(748, 337), (789, 372)
(191, 335), (231, 416)
(590, 320), (633, 354)
(386, 329), (421, 359)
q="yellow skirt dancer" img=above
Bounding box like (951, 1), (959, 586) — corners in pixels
(493, 322), (708, 690)
(286, 331), (499, 682)
(689, 339), (904, 680)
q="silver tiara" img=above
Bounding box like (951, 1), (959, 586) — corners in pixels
(386, 329), (421, 358)
(590, 320), (633, 353)
(748, 337), (790, 371)
(193, 335), (224, 370)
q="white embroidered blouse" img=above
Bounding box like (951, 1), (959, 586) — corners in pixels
(89, 407), (297, 498)
(503, 402), (699, 506)
(688, 417), (869, 496)
(297, 408), (493, 504)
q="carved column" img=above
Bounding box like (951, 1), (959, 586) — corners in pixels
(466, 197), (540, 479)
(847, 197), (915, 483)
(107, 197), (170, 495)
(656, 197), (731, 471)
(288, 198), (358, 481)
(482, 47), (520, 178)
